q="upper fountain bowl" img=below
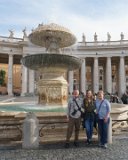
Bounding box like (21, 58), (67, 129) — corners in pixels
(22, 53), (82, 71)
(29, 23), (76, 48)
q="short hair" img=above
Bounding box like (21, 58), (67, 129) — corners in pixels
(73, 90), (79, 95)
(98, 90), (104, 95)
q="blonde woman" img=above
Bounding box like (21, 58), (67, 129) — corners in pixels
(83, 90), (95, 144)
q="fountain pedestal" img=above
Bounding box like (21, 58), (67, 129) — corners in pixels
(22, 53), (81, 105)
(38, 77), (67, 106)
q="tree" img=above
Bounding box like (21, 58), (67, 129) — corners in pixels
(0, 70), (6, 86)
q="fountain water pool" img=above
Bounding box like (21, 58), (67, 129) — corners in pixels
(0, 102), (66, 112)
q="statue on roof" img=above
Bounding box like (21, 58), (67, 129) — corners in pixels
(38, 22), (43, 27)
(120, 32), (124, 40)
(107, 32), (111, 41)
(22, 27), (27, 37)
(9, 30), (14, 38)
(94, 32), (97, 42)
(82, 33), (86, 42)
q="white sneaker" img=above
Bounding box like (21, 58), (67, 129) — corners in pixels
(103, 144), (108, 149)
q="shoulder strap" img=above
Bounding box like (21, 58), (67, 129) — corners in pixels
(73, 98), (81, 110)
(97, 100), (104, 113)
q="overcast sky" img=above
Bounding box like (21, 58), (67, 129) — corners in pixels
(0, 0), (128, 42)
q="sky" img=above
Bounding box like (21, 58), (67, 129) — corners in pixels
(0, 0), (128, 42)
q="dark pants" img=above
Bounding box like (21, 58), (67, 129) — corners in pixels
(98, 118), (110, 145)
(84, 118), (94, 140)
(66, 116), (81, 143)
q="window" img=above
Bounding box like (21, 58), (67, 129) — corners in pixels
(73, 79), (77, 83)
(99, 76), (102, 81)
(99, 69), (103, 75)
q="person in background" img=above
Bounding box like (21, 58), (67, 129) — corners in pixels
(95, 90), (111, 149)
(83, 90), (95, 144)
(65, 90), (83, 148)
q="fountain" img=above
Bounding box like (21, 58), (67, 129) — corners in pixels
(0, 23), (83, 147)
(21, 23), (82, 148)
(22, 23), (82, 106)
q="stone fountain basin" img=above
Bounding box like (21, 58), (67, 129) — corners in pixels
(111, 103), (128, 113)
(29, 23), (76, 48)
(111, 103), (128, 121)
(22, 53), (82, 70)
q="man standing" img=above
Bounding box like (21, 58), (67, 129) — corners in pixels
(65, 90), (83, 148)
(95, 90), (111, 149)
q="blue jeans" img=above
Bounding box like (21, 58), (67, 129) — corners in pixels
(98, 118), (110, 145)
(84, 118), (94, 140)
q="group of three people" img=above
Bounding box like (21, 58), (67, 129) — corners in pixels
(65, 89), (111, 149)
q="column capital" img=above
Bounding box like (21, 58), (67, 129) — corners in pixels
(120, 55), (125, 58)
(106, 56), (112, 58)
(81, 58), (85, 62)
(94, 56), (98, 59)
(8, 53), (14, 57)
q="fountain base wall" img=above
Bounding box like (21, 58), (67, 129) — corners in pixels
(0, 103), (127, 144)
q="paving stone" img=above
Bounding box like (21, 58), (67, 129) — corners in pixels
(0, 134), (128, 160)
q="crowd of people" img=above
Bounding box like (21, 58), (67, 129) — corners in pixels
(121, 91), (128, 104)
(65, 89), (111, 149)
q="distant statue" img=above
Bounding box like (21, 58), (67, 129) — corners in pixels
(31, 28), (34, 32)
(120, 32), (124, 40)
(9, 30), (14, 38)
(22, 27), (27, 37)
(107, 32), (111, 41)
(94, 32), (97, 42)
(82, 33), (86, 42)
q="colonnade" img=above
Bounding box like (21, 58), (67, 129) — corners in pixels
(68, 56), (126, 97)
(7, 54), (35, 96)
(6, 54), (126, 97)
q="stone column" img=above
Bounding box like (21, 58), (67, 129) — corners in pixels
(91, 65), (93, 91)
(116, 64), (119, 94)
(118, 56), (126, 97)
(22, 112), (39, 149)
(21, 64), (28, 96)
(28, 69), (35, 94)
(68, 71), (74, 94)
(80, 58), (86, 94)
(7, 54), (13, 96)
(105, 57), (112, 94)
(103, 64), (106, 91)
(93, 57), (99, 94)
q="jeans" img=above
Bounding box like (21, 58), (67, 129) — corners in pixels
(84, 118), (94, 140)
(98, 118), (110, 145)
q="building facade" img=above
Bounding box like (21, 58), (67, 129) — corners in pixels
(0, 32), (128, 97)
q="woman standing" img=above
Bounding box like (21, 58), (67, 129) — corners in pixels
(83, 90), (95, 144)
(95, 90), (111, 148)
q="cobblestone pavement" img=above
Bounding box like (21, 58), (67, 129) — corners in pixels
(0, 134), (128, 160)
